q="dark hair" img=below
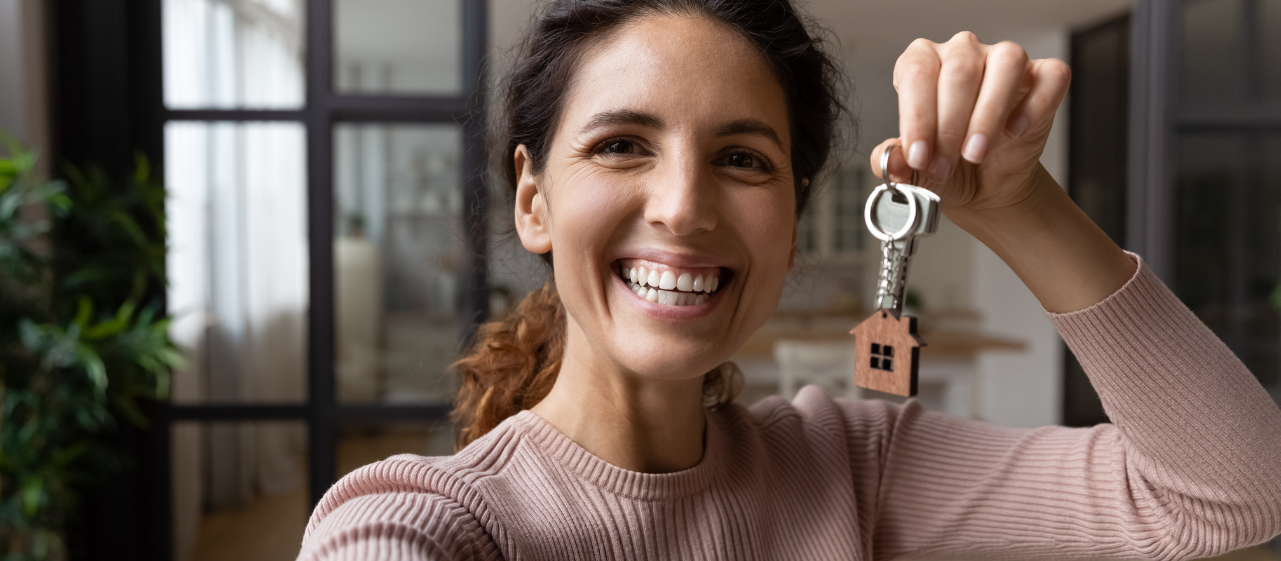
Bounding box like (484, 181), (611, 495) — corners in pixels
(453, 0), (847, 450)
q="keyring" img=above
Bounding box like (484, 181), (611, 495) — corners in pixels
(865, 144), (918, 241)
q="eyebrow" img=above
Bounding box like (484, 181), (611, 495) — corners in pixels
(715, 119), (783, 150)
(579, 111), (784, 150)
(580, 110), (666, 135)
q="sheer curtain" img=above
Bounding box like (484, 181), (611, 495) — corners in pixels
(162, 1), (308, 559)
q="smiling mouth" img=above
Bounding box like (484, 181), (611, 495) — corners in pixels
(613, 258), (728, 307)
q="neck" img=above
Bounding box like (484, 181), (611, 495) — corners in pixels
(530, 321), (707, 473)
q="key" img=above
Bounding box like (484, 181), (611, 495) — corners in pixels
(850, 145), (936, 397)
(865, 182), (939, 312)
(868, 183), (940, 241)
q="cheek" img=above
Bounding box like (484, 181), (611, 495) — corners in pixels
(547, 173), (635, 288)
(737, 191), (797, 271)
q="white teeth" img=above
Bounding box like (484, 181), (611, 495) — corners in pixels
(621, 264), (723, 305)
(659, 271), (677, 290)
(676, 272), (692, 291)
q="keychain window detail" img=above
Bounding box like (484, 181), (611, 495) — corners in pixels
(869, 344), (894, 371)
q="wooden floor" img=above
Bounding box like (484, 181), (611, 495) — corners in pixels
(190, 485), (308, 561)
(187, 426), (451, 561)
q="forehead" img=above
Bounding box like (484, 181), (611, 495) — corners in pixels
(558, 13), (790, 144)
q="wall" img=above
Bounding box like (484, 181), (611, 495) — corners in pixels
(0, 0), (48, 164)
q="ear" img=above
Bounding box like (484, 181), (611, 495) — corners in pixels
(513, 145), (553, 254)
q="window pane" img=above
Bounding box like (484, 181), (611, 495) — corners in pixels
(337, 422), (455, 478)
(1262, 0), (1281, 101)
(334, 124), (462, 403)
(1179, 0), (1281, 107)
(334, 0), (462, 95)
(172, 421), (308, 561)
(166, 122), (309, 404)
(1173, 131), (1281, 390)
(833, 167), (870, 255)
(163, 0), (305, 109)
(1180, 0), (1246, 106)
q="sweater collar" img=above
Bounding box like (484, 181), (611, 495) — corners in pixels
(510, 408), (727, 501)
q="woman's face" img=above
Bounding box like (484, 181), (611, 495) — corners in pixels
(515, 13), (797, 381)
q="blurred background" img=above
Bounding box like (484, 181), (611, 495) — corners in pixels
(0, 0), (1277, 559)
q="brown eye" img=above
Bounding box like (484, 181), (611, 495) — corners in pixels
(600, 140), (636, 155)
(726, 153), (758, 168)
(719, 151), (771, 171)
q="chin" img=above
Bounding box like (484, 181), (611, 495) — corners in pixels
(612, 334), (729, 381)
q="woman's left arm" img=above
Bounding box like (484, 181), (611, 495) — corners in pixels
(862, 32), (1281, 559)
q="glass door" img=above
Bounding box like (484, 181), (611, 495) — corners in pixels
(159, 1), (489, 559)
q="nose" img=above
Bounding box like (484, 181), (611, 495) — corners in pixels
(643, 155), (717, 236)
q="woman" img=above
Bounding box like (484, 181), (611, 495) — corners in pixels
(298, 0), (1281, 559)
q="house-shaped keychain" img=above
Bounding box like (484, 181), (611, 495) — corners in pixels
(850, 309), (925, 397)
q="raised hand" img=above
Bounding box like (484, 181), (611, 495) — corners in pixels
(870, 32), (1071, 213)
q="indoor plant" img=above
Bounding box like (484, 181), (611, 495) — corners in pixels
(0, 136), (181, 560)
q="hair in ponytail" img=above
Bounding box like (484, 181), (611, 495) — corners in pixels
(453, 0), (844, 449)
(453, 282), (566, 449)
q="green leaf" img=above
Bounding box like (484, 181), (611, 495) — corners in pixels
(132, 152), (151, 184)
(83, 300), (135, 340)
(20, 477), (43, 518)
(112, 397), (148, 428)
(75, 344), (107, 392)
(154, 370), (170, 399)
(109, 209), (149, 249)
(154, 347), (187, 370)
(74, 297), (92, 328)
(18, 319), (44, 351)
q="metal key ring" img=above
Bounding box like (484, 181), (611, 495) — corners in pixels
(865, 144), (918, 241)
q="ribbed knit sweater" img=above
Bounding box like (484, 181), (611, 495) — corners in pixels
(298, 256), (1281, 560)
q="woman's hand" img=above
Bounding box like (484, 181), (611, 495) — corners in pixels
(870, 32), (1135, 314)
(870, 32), (1070, 213)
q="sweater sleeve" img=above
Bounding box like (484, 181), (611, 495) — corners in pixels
(857, 253), (1281, 561)
(297, 492), (494, 561)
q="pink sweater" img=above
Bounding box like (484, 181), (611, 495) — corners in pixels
(299, 257), (1281, 560)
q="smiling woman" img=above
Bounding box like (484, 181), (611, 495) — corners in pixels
(296, 0), (1281, 559)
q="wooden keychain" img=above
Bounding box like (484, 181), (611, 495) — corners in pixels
(850, 145), (939, 397)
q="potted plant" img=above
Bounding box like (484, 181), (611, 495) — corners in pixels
(0, 136), (182, 560)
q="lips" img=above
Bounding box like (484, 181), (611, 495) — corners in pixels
(614, 258), (725, 307)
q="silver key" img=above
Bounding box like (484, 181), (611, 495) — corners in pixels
(864, 147), (939, 313)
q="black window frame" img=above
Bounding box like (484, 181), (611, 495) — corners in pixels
(150, 0), (491, 558)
